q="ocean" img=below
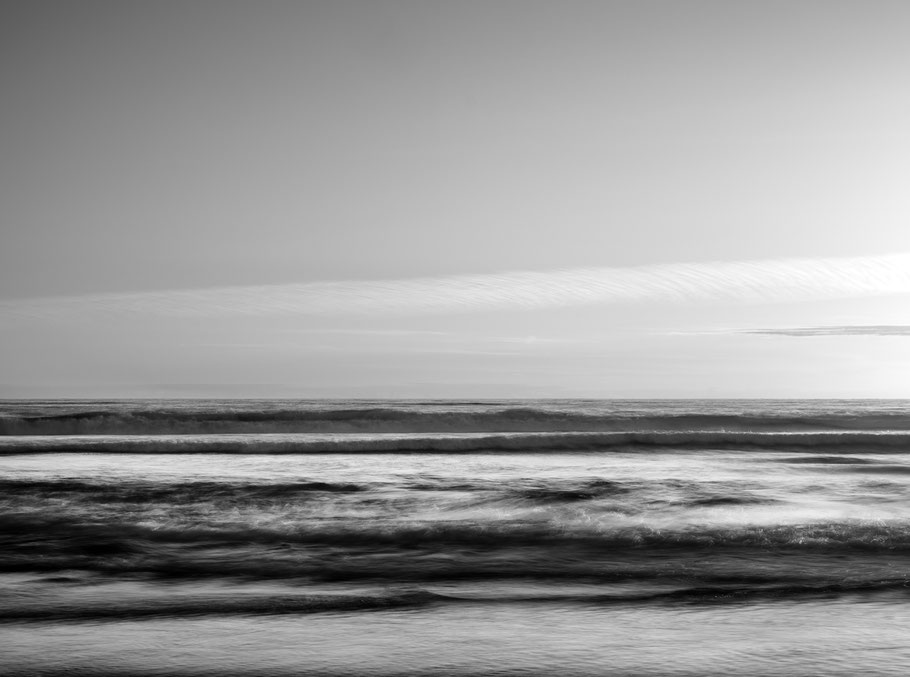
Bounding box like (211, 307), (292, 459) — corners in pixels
(2, 399), (910, 676)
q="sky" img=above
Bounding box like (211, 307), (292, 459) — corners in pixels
(2, 0), (910, 398)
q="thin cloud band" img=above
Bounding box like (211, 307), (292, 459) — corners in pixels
(3, 252), (909, 319)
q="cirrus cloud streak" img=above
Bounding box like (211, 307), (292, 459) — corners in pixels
(2, 252), (909, 320)
(743, 325), (910, 337)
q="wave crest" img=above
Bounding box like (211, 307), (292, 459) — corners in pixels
(3, 430), (910, 455)
(4, 404), (910, 436)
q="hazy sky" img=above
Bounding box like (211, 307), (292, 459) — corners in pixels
(2, 1), (910, 397)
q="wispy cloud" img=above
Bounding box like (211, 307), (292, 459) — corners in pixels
(3, 252), (909, 320)
(282, 329), (451, 337)
(743, 325), (910, 337)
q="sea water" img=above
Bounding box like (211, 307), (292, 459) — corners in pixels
(2, 399), (910, 676)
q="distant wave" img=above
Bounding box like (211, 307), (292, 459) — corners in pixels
(4, 407), (910, 436)
(3, 431), (910, 454)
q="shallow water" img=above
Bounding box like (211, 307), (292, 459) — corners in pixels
(4, 600), (910, 676)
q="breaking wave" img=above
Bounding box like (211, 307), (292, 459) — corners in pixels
(5, 511), (910, 561)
